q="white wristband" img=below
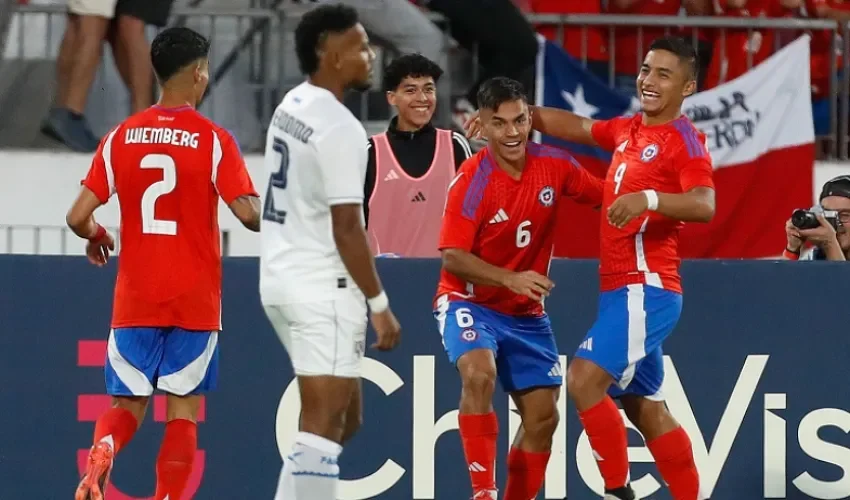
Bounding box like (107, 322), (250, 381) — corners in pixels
(643, 189), (659, 211)
(367, 290), (389, 313)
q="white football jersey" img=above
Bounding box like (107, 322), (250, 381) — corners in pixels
(259, 81), (368, 304)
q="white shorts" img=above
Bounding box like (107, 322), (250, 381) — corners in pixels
(68, 0), (118, 19)
(264, 288), (368, 378)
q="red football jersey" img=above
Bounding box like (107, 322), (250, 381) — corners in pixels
(591, 115), (714, 293)
(82, 105), (258, 331)
(435, 144), (603, 317)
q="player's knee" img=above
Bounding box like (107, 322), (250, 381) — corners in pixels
(460, 367), (497, 401)
(566, 359), (609, 401)
(524, 405), (560, 441)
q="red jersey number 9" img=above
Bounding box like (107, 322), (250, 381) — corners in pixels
(613, 162), (627, 195)
(141, 154), (178, 236)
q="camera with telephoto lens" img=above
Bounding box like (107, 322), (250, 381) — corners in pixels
(791, 205), (840, 230)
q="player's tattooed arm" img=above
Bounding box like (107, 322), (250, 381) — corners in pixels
(332, 204), (384, 298)
(228, 195), (261, 232)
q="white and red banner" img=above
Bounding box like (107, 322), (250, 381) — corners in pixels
(536, 34), (815, 258)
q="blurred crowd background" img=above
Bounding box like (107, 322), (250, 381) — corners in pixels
(1, 0), (848, 157)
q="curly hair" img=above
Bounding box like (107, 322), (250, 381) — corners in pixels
(294, 4), (360, 76)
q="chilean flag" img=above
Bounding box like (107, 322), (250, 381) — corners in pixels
(535, 35), (816, 259)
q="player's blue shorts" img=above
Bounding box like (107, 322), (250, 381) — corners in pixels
(105, 327), (219, 397)
(434, 297), (562, 393)
(576, 284), (682, 399)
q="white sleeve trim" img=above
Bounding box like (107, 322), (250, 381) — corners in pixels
(102, 128), (120, 196)
(452, 131), (473, 159)
(211, 130), (223, 191)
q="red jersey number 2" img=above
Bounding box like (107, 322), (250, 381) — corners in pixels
(141, 154), (178, 236)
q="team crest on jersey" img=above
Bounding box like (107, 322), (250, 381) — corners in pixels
(460, 328), (478, 342)
(641, 144), (659, 162)
(538, 186), (555, 207)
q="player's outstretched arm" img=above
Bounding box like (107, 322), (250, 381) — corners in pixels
(529, 106), (599, 146)
(227, 195), (261, 232)
(464, 106), (598, 146)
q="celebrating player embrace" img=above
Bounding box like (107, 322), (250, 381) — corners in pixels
(470, 36), (715, 500)
(436, 77), (603, 500)
(66, 27), (260, 500)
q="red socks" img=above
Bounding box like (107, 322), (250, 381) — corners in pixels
(154, 419), (198, 500)
(504, 447), (550, 500)
(578, 396), (630, 490)
(93, 407), (138, 453)
(458, 412), (499, 494)
(647, 426), (700, 500)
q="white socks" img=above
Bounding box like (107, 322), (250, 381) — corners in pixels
(274, 432), (343, 500)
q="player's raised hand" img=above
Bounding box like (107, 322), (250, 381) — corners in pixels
(463, 111), (483, 140)
(85, 231), (115, 267)
(504, 270), (554, 301)
(370, 308), (401, 351)
(607, 192), (650, 229)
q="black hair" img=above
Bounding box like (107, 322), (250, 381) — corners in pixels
(382, 53), (444, 91)
(648, 36), (699, 81)
(150, 27), (211, 84)
(295, 3), (359, 75)
(477, 77), (527, 112)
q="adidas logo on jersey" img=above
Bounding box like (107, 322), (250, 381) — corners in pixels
(489, 208), (509, 224)
(384, 170), (400, 181)
(411, 191), (426, 202)
(468, 462), (487, 472)
(548, 363), (563, 378)
(578, 338), (593, 352)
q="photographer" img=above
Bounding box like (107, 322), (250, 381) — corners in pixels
(784, 175), (850, 261)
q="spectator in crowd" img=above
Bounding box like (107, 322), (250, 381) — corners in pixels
(318, 0), (452, 127)
(418, 0), (538, 129)
(606, 0), (707, 95)
(529, 0), (609, 81)
(702, 0), (773, 89)
(365, 53), (472, 258)
(774, 0), (848, 98)
(42, 0), (175, 152)
(784, 175), (850, 261)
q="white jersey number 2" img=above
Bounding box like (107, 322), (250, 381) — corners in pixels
(141, 154), (177, 235)
(263, 137), (290, 224)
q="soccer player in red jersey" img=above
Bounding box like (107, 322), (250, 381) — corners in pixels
(65, 27), (260, 500)
(436, 77), (603, 500)
(467, 36), (715, 500)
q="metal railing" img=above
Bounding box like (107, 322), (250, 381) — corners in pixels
(4, 4), (282, 150)
(526, 14), (849, 159)
(0, 224), (233, 256)
(1, 7), (847, 157)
